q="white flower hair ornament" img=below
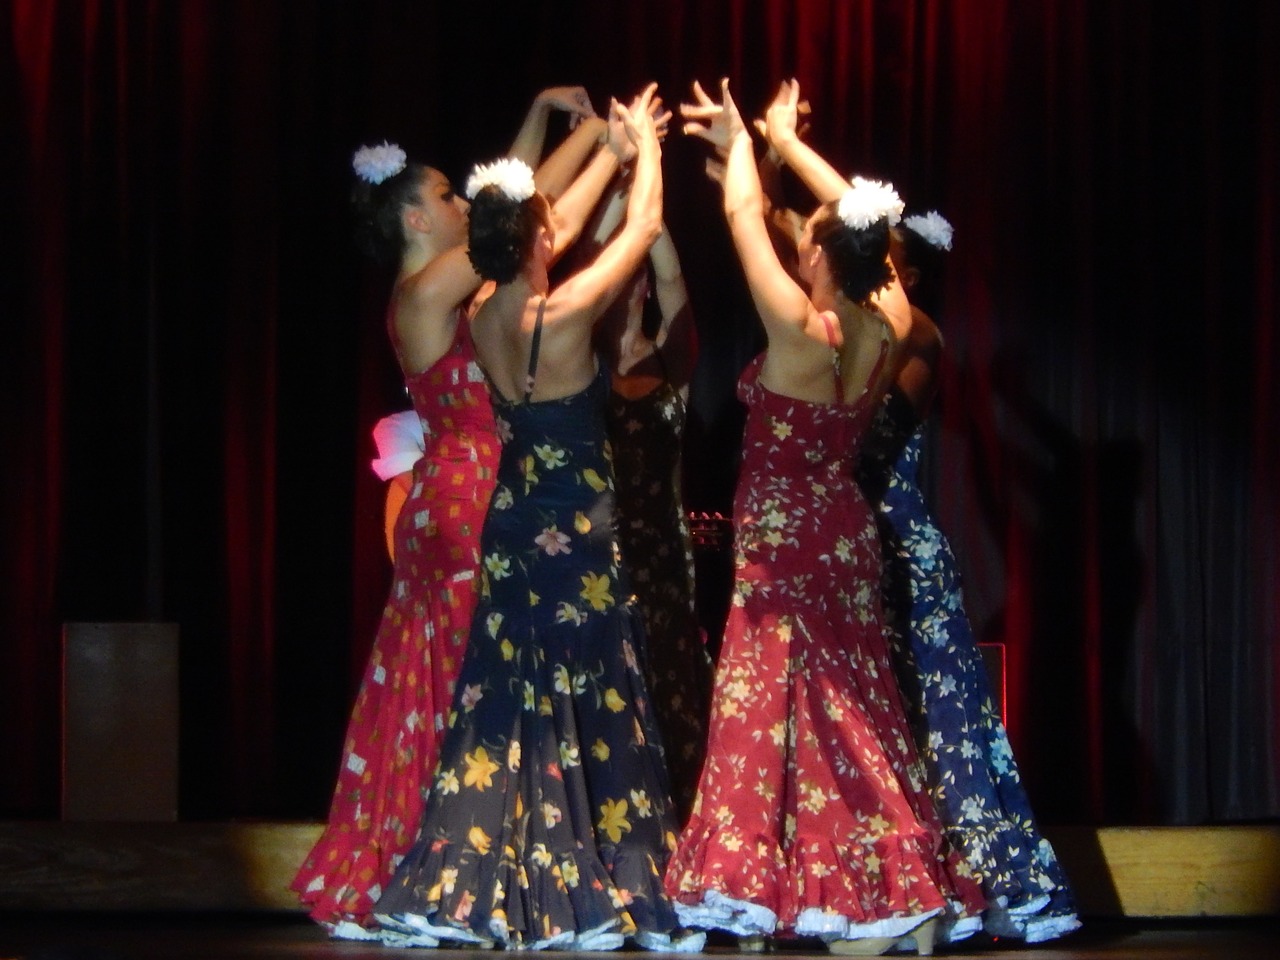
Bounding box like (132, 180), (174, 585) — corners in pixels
(352, 141), (407, 185)
(465, 158), (537, 203)
(837, 176), (905, 231)
(902, 210), (955, 251)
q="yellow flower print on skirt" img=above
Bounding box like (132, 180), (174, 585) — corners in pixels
(374, 365), (696, 952)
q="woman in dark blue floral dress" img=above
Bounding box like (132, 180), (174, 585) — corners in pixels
(374, 86), (702, 952)
(594, 201), (710, 825)
(856, 213), (1079, 943)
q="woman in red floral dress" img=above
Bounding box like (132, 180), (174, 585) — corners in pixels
(291, 88), (631, 939)
(664, 80), (985, 955)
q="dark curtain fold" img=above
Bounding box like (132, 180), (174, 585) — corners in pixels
(3, 0), (1276, 824)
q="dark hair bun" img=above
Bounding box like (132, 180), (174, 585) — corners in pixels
(466, 186), (540, 284)
(350, 161), (425, 266)
(812, 204), (894, 304)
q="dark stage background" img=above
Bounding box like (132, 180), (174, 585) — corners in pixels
(3, 1), (1277, 826)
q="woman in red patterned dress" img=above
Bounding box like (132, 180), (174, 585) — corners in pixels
(664, 80), (985, 955)
(291, 88), (632, 939)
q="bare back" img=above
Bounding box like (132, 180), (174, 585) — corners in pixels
(759, 301), (898, 406)
(470, 291), (600, 404)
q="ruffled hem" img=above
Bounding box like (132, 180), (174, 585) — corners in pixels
(981, 902), (1080, 943)
(328, 919), (383, 941)
(794, 905), (941, 941)
(1024, 912), (1082, 943)
(376, 912), (708, 952)
(941, 913), (982, 942)
(376, 910), (487, 947)
(377, 911), (623, 950)
(938, 817), (1073, 905)
(375, 822), (685, 949)
(674, 890), (947, 945)
(375, 847), (635, 949)
(291, 835), (390, 929)
(674, 889), (778, 936)
(634, 928), (709, 953)
(936, 819), (1080, 944)
(952, 893), (1079, 944)
(667, 821), (983, 937)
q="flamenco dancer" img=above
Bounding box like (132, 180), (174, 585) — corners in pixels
(578, 181), (712, 825)
(292, 86), (631, 938)
(373, 85), (702, 951)
(856, 212), (1080, 943)
(663, 79), (985, 956)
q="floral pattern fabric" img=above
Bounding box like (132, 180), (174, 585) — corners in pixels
(374, 361), (699, 951)
(665, 350), (986, 944)
(606, 381), (712, 824)
(292, 317), (498, 934)
(857, 388), (1080, 943)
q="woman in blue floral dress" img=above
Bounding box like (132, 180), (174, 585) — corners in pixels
(856, 213), (1079, 943)
(373, 86), (701, 952)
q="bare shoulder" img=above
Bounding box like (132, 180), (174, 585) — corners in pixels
(908, 307), (943, 359)
(389, 283), (460, 374)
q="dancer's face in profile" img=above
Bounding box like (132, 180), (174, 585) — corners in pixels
(529, 193), (556, 270)
(887, 227), (919, 292)
(414, 167), (469, 249)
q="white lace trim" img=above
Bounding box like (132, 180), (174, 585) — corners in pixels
(634, 928), (708, 953)
(795, 905), (942, 942)
(674, 888), (778, 936)
(327, 920), (382, 942)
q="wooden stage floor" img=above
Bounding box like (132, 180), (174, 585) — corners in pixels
(1, 915), (1276, 960)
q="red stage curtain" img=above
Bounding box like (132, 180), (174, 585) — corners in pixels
(3, 0), (1277, 824)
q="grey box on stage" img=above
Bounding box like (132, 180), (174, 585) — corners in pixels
(62, 622), (180, 821)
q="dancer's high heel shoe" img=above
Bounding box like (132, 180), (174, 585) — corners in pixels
(896, 917), (938, 957)
(827, 917), (938, 957)
(826, 936), (897, 956)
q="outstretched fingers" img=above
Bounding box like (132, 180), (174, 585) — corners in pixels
(679, 78), (743, 149)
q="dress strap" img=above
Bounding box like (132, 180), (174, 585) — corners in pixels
(523, 297), (547, 403)
(863, 333), (890, 405)
(819, 311), (844, 404)
(654, 343), (671, 384)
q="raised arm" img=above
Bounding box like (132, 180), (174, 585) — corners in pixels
(584, 180), (630, 252)
(546, 146), (622, 259)
(762, 79), (849, 204)
(754, 97), (811, 263)
(546, 84), (664, 331)
(763, 79), (912, 347)
(682, 79), (814, 341)
(546, 91), (670, 261)
(507, 85), (596, 169)
(648, 224), (690, 347)
(647, 223), (697, 389)
(534, 116), (607, 202)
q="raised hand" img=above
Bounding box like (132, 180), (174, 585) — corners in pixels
(537, 85), (597, 129)
(754, 79), (811, 159)
(758, 78), (811, 151)
(679, 78), (747, 153)
(607, 82), (663, 162)
(650, 95), (674, 144)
